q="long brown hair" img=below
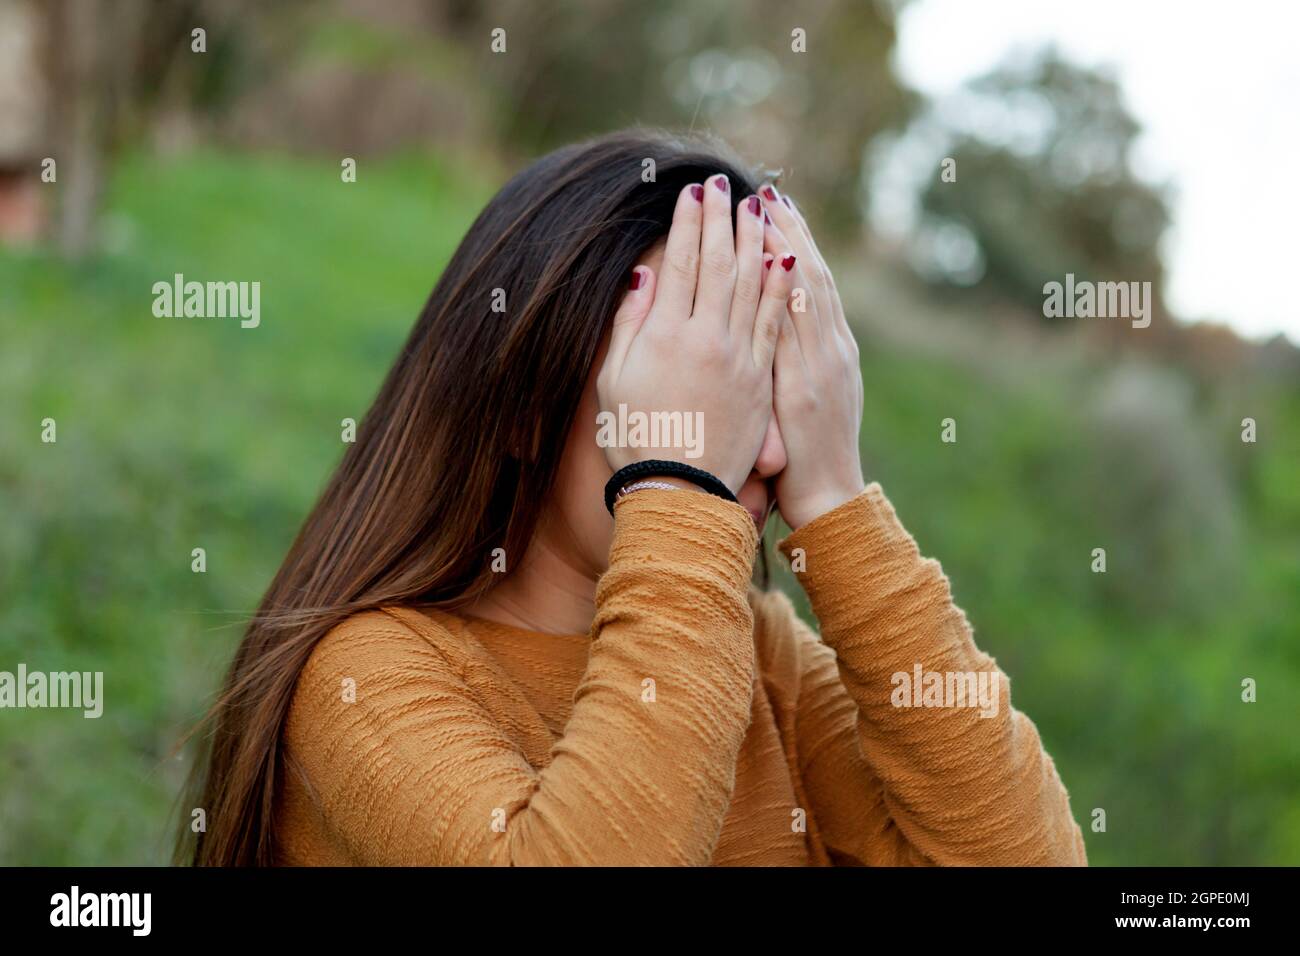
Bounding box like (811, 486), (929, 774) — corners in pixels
(179, 129), (765, 865)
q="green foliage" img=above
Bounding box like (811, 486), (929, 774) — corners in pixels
(0, 150), (491, 864)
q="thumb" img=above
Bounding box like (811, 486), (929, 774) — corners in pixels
(606, 265), (656, 372)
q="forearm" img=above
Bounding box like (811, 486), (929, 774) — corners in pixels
(781, 484), (1087, 865)
(534, 488), (759, 864)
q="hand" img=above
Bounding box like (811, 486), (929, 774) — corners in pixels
(597, 178), (797, 493)
(759, 185), (865, 529)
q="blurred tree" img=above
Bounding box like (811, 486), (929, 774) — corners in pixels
(449, 0), (916, 239)
(33, 0), (916, 246)
(44, 0), (118, 257)
(917, 48), (1172, 325)
(39, 0), (280, 256)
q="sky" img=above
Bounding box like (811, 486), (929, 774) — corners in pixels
(892, 0), (1300, 343)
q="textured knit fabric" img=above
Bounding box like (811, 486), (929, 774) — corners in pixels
(276, 484), (1088, 866)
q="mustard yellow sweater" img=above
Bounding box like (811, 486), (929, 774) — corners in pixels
(276, 484), (1088, 866)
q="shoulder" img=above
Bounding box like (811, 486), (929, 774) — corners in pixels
(288, 607), (469, 741)
(301, 608), (452, 682)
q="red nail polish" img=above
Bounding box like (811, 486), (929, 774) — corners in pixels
(764, 212), (772, 226)
(714, 175), (728, 193)
(781, 254), (796, 271)
(762, 186), (778, 202)
(763, 257), (773, 271)
(629, 268), (644, 290)
(747, 195), (761, 216)
(690, 184), (704, 202)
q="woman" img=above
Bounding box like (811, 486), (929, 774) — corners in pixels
(182, 130), (1087, 866)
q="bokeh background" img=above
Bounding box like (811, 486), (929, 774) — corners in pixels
(1, 0), (1296, 866)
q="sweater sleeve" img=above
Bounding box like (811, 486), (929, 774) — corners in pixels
(283, 487), (760, 866)
(777, 483), (1088, 866)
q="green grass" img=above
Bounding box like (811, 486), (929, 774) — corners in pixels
(2, 148), (1297, 864)
(0, 149), (492, 864)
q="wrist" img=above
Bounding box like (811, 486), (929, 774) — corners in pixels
(621, 475), (708, 494)
(605, 459), (739, 515)
(782, 482), (866, 530)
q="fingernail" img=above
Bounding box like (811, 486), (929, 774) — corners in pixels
(690, 184), (704, 202)
(713, 175), (729, 193)
(762, 185), (778, 202)
(781, 195), (792, 209)
(781, 254), (796, 272)
(629, 267), (644, 290)
(747, 195), (761, 216)
(763, 255), (774, 271)
(764, 212), (772, 226)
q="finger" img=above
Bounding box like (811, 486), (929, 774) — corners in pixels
(728, 193), (766, 338)
(761, 184), (837, 325)
(762, 185), (828, 278)
(759, 184), (852, 345)
(761, 184), (826, 283)
(605, 265), (657, 372)
(656, 183), (705, 320)
(692, 173), (737, 324)
(760, 215), (797, 270)
(780, 191), (852, 343)
(752, 250), (797, 368)
(773, 308), (807, 394)
(761, 218), (820, 347)
(787, 198), (854, 347)
(780, 188), (848, 326)
(770, 254), (802, 373)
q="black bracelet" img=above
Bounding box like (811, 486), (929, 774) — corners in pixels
(604, 460), (739, 515)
